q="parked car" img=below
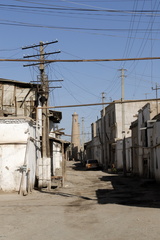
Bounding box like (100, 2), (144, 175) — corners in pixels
(85, 159), (99, 170)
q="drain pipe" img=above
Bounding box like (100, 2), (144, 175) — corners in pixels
(19, 138), (30, 196)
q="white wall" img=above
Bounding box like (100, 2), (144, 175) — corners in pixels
(0, 144), (26, 191)
(115, 102), (153, 140)
(52, 141), (62, 175)
(116, 137), (132, 171)
(0, 118), (40, 192)
(116, 140), (123, 169)
(103, 101), (149, 169)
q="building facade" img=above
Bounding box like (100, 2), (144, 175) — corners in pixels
(86, 100), (159, 171)
(131, 102), (160, 180)
(0, 78), (68, 192)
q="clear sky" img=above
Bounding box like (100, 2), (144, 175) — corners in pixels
(0, 0), (160, 143)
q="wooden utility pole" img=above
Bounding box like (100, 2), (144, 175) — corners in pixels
(22, 40), (61, 157)
(22, 40), (61, 188)
(39, 41), (50, 158)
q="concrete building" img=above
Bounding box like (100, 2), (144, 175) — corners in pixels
(91, 119), (103, 163)
(100, 100), (153, 170)
(86, 100), (159, 171)
(0, 78), (42, 192)
(0, 78), (68, 192)
(151, 115), (160, 181)
(130, 102), (160, 180)
(49, 114), (70, 177)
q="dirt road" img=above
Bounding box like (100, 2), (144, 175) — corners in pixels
(0, 161), (160, 240)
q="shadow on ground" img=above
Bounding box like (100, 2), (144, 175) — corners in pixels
(71, 162), (85, 171)
(96, 175), (160, 208)
(37, 161), (160, 209)
(71, 161), (102, 171)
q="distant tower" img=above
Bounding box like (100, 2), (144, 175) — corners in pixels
(71, 112), (81, 160)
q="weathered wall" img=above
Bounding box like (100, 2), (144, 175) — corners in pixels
(0, 144), (26, 191)
(103, 101), (149, 169)
(152, 122), (160, 181)
(116, 139), (123, 169)
(0, 82), (36, 118)
(116, 137), (132, 171)
(115, 102), (155, 139)
(130, 120), (139, 174)
(52, 142), (62, 176)
(0, 118), (40, 192)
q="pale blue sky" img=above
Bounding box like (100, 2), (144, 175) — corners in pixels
(0, 0), (160, 142)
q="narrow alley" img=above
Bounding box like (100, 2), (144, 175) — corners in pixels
(0, 160), (160, 240)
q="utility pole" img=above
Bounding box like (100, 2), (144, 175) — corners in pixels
(120, 68), (125, 136)
(101, 92), (107, 168)
(22, 40), (61, 188)
(119, 68), (127, 176)
(102, 92), (106, 116)
(152, 83), (160, 114)
(39, 41), (49, 158)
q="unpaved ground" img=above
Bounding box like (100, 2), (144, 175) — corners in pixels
(0, 161), (160, 240)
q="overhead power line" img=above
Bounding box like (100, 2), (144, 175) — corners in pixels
(0, 56), (160, 62)
(1, 19), (160, 32)
(0, 3), (160, 13)
(38, 98), (160, 109)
